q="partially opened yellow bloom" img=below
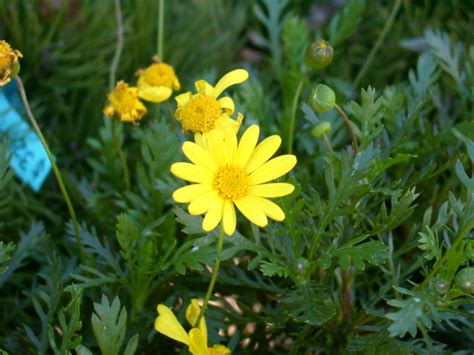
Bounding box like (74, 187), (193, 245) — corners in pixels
(0, 40), (23, 86)
(136, 57), (180, 103)
(103, 81), (147, 124)
(171, 125), (297, 236)
(175, 69), (248, 134)
(155, 299), (231, 355)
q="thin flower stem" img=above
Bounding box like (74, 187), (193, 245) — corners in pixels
(287, 72), (306, 154)
(157, 0), (165, 59)
(195, 225), (225, 327)
(418, 218), (474, 289)
(342, 269), (352, 323)
(335, 104), (358, 153)
(353, 0), (402, 88)
(111, 118), (130, 191)
(109, 0), (124, 91)
(322, 134), (334, 154)
(15, 76), (85, 264)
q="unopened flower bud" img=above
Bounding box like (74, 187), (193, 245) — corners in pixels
(311, 121), (332, 138)
(0, 40), (23, 86)
(305, 40), (333, 70)
(310, 84), (336, 113)
(455, 267), (474, 294)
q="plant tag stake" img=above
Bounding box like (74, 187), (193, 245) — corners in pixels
(0, 85), (51, 191)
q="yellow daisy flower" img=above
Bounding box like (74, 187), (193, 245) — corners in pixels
(0, 40), (23, 86)
(171, 125), (297, 236)
(136, 56), (180, 103)
(155, 299), (231, 355)
(175, 69), (249, 134)
(103, 81), (147, 124)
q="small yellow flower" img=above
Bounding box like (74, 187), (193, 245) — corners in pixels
(155, 299), (231, 355)
(175, 69), (249, 134)
(0, 40), (23, 86)
(103, 81), (147, 124)
(171, 125), (297, 236)
(136, 56), (180, 103)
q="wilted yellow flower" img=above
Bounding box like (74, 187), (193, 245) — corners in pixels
(175, 69), (248, 134)
(155, 299), (231, 355)
(0, 40), (23, 86)
(171, 125), (297, 236)
(136, 57), (180, 103)
(103, 81), (147, 124)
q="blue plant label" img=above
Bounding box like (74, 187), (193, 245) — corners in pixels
(0, 86), (51, 191)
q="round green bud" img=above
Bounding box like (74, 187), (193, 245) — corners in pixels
(311, 121), (332, 138)
(434, 278), (449, 294)
(305, 40), (333, 70)
(310, 84), (336, 113)
(455, 267), (474, 294)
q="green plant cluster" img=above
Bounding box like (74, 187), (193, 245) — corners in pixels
(1, 0), (473, 353)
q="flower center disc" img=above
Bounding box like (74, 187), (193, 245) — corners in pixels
(214, 166), (249, 200)
(110, 88), (136, 114)
(143, 63), (176, 87)
(180, 94), (222, 133)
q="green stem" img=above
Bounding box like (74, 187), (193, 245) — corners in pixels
(15, 76), (85, 264)
(419, 218), (474, 289)
(195, 226), (225, 327)
(287, 72), (306, 154)
(109, 0), (124, 90)
(352, 0), (402, 88)
(335, 104), (358, 153)
(322, 134), (334, 154)
(157, 0), (165, 59)
(111, 119), (130, 191)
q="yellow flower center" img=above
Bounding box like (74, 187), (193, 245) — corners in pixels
(141, 63), (177, 88)
(0, 42), (13, 70)
(109, 84), (137, 115)
(180, 94), (222, 133)
(214, 166), (249, 200)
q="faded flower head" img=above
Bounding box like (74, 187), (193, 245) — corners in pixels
(136, 56), (180, 103)
(0, 40), (23, 86)
(175, 69), (248, 135)
(103, 81), (147, 124)
(305, 39), (333, 71)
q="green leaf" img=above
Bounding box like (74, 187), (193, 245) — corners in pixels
(123, 333), (139, 355)
(91, 295), (128, 355)
(328, 0), (366, 47)
(283, 284), (336, 326)
(0, 241), (15, 275)
(408, 51), (439, 97)
(259, 259), (289, 278)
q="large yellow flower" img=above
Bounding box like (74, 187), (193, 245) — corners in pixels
(0, 40), (23, 86)
(171, 125), (297, 236)
(175, 69), (248, 134)
(103, 81), (147, 124)
(136, 57), (180, 103)
(155, 299), (231, 355)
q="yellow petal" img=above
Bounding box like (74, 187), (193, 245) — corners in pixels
(222, 200), (236, 236)
(223, 128), (238, 164)
(195, 80), (215, 96)
(205, 130), (226, 166)
(176, 92), (192, 108)
(186, 299), (207, 341)
(173, 77), (181, 90)
(210, 345), (231, 355)
(182, 141), (217, 172)
(249, 183), (295, 198)
(218, 97), (235, 115)
(214, 115), (241, 133)
(249, 155), (297, 185)
(188, 191), (220, 215)
(248, 196), (285, 221)
(171, 162), (213, 183)
(236, 125), (259, 168)
(234, 197), (268, 227)
(245, 135), (281, 173)
(172, 184), (212, 203)
(138, 86), (173, 103)
(155, 304), (189, 345)
(213, 69), (249, 98)
(202, 199), (224, 232)
(103, 105), (114, 117)
(194, 133), (206, 149)
(189, 328), (209, 355)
